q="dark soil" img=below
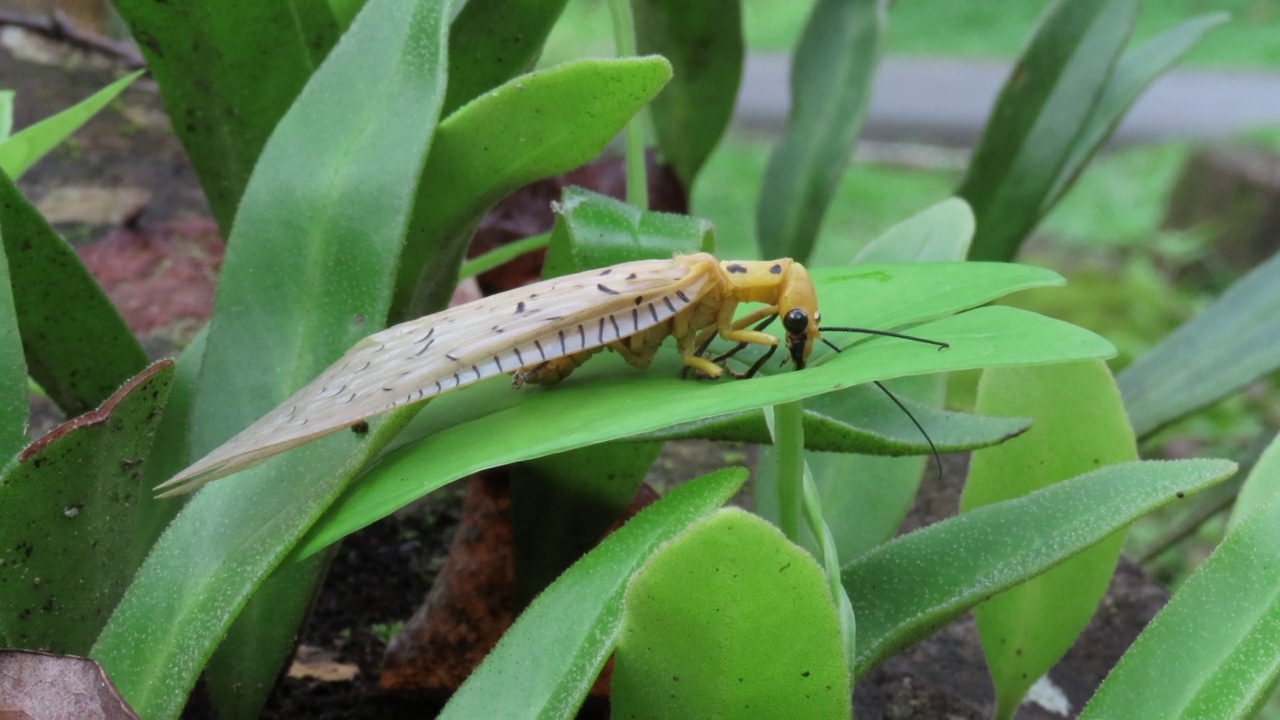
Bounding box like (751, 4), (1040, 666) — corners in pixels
(255, 492), (462, 720)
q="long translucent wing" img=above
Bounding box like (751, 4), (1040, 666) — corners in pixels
(155, 254), (719, 495)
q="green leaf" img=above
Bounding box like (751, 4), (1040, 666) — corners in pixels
(90, 1), (451, 717)
(0, 170), (146, 416)
(438, 468), (747, 719)
(1226, 429), (1280, 535)
(612, 508), (850, 719)
(753, 378), (1030, 562)
(543, 187), (714, 278)
(131, 329), (204, 551)
(112, 0), (340, 230)
(0, 71), (143, 180)
(962, 361), (1137, 718)
(1080, 479), (1280, 719)
(204, 549), (334, 720)
(0, 90), (13, 139)
(298, 262), (1113, 557)
(0, 362), (174, 654)
(756, 0), (882, 263)
(1043, 13), (1229, 211)
(393, 57), (674, 321)
(852, 196), (975, 263)
(0, 221), (25, 459)
(845, 458), (1236, 677)
(632, 0), (743, 189)
(959, 0), (1137, 262)
(1117, 249), (1280, 438)
(188, 0), (449, 461)
(634, 384), (1028, 455)
(443, 0), (572, 116)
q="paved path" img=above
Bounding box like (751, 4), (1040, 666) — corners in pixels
(735, 54), (1280, 147)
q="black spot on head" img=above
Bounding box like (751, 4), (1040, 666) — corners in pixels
(770, 263), (783, 275)
(726, 263), (747, 274)
(350, 421), (370, 434)
(597, 283), (620, 295)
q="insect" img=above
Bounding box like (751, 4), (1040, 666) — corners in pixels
(155, 253), (946, 496)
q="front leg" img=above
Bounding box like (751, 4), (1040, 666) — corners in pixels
(717, 302), (781, 349)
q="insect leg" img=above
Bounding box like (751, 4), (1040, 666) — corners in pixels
(716, 304), (781, 349)
(719, 317), (785, 379)
(676, 317), (725, 379)
(683, 308), (779, 379)
(711, 314), (779, 364)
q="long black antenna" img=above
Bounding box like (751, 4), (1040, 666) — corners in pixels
(820, 326), (949, 350)
(873, 380), (943, 481)
(820, 326), (948, 480)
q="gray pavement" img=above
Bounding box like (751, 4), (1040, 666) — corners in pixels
(734, 54), (1280, 147)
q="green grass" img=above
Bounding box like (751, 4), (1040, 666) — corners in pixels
(690, 133), (958, 264)
(549, 0), (1280, 69)
(691, 131), (1187, 261)
(883, 0), (1280, 69)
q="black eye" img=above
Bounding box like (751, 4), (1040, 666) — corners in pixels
(782, 308), (809, 335)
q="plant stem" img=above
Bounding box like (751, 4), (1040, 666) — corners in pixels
(457, 232), (551, 280)
(774, 400), (805, 541)
(607, 0), (649, 210)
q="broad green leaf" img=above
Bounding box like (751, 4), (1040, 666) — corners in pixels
(632, 385), (1029, 454)
(1118, 249), (1280, 438)
(205, 549), (335, 720)
(393, 57), (674, 322)
(0, 72), (143, 180)
(756, 0), (881, 263)
(852, 196), (975, 263)
(443, 0), (572, 116)
(0, 221), (24, 458)
(132, 331), (205, 562)
(1043, 13), (1229, 211)
(612, 508), (850, 719)
(438, 468), (746, 719)
(0, 170), (146, 416)
(1081, 481), (1280, 719)
(543, 187), (714, 278)
(90, 1), (451, 717)
(633, 0), (743, 189)
(846, 459), (1237, 676)
(959, 0), (1137, 262)
(112, 0), (339, 230)
(0, 362), (174, 654)
(299, 262), (1114, 557)
(962, 361), (1137, 718)
(1226, 429), (1280, 535)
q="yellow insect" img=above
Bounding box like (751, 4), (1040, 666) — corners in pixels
(155, 253), (945, 496)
